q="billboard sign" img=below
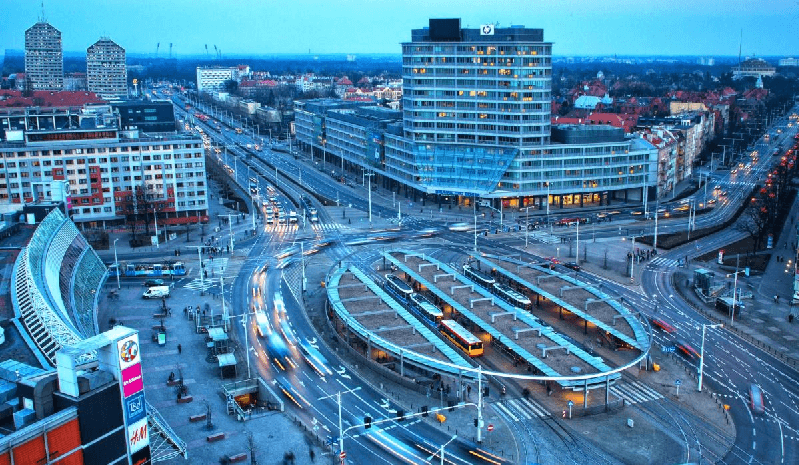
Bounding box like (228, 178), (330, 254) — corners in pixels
(128, 417), (149, 453)
(122, 362), (144, 398)
(117, 334), (141, 370)
(124, 391), (147, 424)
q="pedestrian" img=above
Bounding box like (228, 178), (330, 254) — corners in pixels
(177, 344), (182, 354)
(309, 449), (315, 462)
(775, 295), (779, 303)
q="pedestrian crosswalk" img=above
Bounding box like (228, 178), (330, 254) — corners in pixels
(491, 397), (550, 421)
(265, 222), (349, 233)
(649, 257), (681, 268)
(183, 258), (229, 291)
(609, 380), (664, 405)
(529, 231), (560, 244)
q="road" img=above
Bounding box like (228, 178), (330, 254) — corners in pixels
(158, 85), (799, 463)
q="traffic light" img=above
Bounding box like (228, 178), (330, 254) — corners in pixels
(364, 416), (372, 429)
(421, 405), (429, 417)
(483, 386), (490, 397)
(396, 409), (405, 422)
(474, 418), (479, 427)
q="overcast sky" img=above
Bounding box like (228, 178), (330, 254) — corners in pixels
(2, 0), (797, 57)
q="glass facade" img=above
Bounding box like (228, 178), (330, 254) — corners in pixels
(295, 21), (657, 202)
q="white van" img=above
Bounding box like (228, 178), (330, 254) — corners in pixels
(143, 285), (170, 299)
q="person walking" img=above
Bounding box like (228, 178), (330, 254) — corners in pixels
(177, 344), (182, 354)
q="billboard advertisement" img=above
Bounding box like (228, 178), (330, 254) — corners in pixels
(121, 363), (144, 398)
(127, 417), (149, 454)
(117, 334), (141, 370)
(124, 391), (147, 424)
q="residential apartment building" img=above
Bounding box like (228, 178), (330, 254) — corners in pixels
(779, 57), (799, 67)
(0, 105), (207, 228)
(86, 37), (128, 100)
(24, 21), (64, 90)
(296, 19), (657, 209)
(196, 66), (248, 94)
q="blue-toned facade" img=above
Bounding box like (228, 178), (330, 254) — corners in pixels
(296, 20), (657, 207)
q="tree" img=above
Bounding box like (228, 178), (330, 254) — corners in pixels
(223, 79), (239, 94)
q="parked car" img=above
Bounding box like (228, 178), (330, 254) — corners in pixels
(144, 278), (165, 287)
(143, 285), (170, 299)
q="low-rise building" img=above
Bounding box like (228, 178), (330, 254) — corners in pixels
(732, 58), (776, 79)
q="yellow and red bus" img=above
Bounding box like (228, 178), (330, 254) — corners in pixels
(440, 319), (483, 357)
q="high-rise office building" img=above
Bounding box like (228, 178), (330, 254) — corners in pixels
(87, 37), (128, 100)
(24, 21), (64, 90)
(297, 19), (656, 209)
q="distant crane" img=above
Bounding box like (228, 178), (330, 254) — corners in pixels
(169, 43), (173, 59)
(155, 42), (160, 57)
(213, 45), (218, 60)
(205, 44), (209, 58)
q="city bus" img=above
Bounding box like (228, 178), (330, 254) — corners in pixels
(492, 282), (532, 309)
(462, 264), (495, 288)
(439, 319), (483, 357)
(409, 293), (443, 325)
(385, 274), (413, 301)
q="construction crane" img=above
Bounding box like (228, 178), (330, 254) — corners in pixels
(155, 42), (160, 57)
(213, 45), (218, 60)
(169, 43), (173, 59)
(205, 44), (209, 58)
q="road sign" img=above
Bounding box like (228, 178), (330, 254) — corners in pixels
(675, 379), (681, 386)
(340, 451), (346, 459)
(487, 424), (494, 432)
(567, 400), (574, 407)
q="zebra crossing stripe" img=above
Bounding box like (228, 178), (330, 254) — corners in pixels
(505, 399), (533, 420)
(492, 401), (519, 422)
(609, 386), (637, 404)
(630, 380), (664, 399)
(518, 397), (549, 418)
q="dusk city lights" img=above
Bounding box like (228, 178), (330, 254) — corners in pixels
(1, 2), (799, 464)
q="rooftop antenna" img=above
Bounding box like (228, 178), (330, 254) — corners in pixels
(738, 29), (742, 65)
(40, 0), (46, 22)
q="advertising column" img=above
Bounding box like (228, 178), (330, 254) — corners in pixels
(117, 333), (152, 464)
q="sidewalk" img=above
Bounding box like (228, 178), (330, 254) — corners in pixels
(672, 193), (799, 366)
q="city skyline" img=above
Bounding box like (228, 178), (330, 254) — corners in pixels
(1, 0), (798, 58)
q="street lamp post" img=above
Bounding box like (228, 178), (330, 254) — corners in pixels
(428, 434), (458, 465)
(698, 323), (723, 392)
(525, 206), (530, 248)
(113, 238), (120, 289)
(365, 171), (374, 228)
(473, 201), (478, 252)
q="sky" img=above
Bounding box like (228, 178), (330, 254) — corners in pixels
(1, 0), (797, 57)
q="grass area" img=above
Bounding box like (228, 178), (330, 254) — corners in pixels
(695, 236), (772, 271)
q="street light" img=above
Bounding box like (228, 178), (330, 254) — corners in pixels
(698, 323), (722, 392)
(427, 434), (458, 465)
(113, 238), (120, 289)
(524, 206), (530, 248)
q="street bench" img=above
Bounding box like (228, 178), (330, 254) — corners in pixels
(207, 432), (225, 442)
(189, 414), (207, 422)
(177, 396), (193, 404)
(227, 453), (247, 463)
